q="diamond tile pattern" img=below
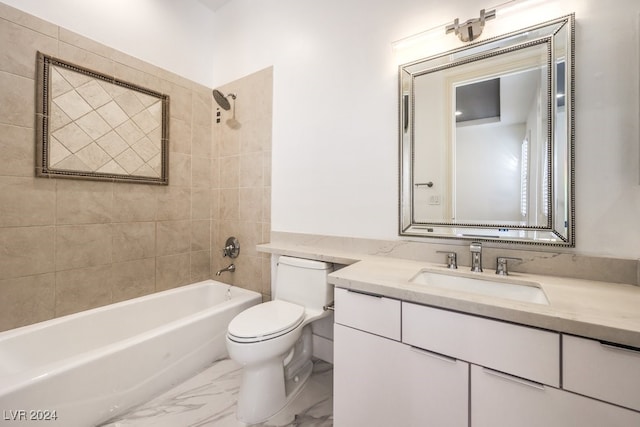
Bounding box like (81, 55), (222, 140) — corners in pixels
(49, 66), (162, 177)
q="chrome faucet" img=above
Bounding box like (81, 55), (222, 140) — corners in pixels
(216, 263), (236, 276)
(495, 256), (523, 276)
(436, 250), (458, 269)
(470, 242), (482, 272)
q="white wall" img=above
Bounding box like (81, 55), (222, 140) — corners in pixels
(213, 0), (640, 259)
(0, 0), (216, 86)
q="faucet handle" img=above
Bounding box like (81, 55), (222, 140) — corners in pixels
(495, 256), (523, 276)
(436, 251), (458, 269)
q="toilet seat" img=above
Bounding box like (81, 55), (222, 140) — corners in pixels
(228, 300), (305, 343)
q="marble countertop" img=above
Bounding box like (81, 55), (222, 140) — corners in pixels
(258, 242), (640, 348)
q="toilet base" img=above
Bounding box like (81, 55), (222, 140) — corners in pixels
(235, 327), (314, 424)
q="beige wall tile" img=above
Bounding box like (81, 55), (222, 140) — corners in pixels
(112, 222), (156, 262)
(220, 156), (239, 189)
(164, 81), (192, 123)
(0, 124), (35, 177)
(219, 127), (240, 157)
(192, 124), (211, 157)
(111, 258), (156, 303)
(191, 187), (211, 220)
(156, 186), (191, 221)
(220, 189), (239, 221)
(0, 17), (58, 79)
(56, 180), (113, 224)
(263, 151), (272, 186)
(58, 42), (114, 78)
(0, 177), (56, 227)
(211, 120), (222, 158)
(263, 187), (271, 222)
(261, 256), (272, 297)
(168, 152), (191, 188)
(112, 183), (157, 222)
(192, 157), (211, 188)
(169, 117), (191, 154)
(239, 152), (264, 188)
(55, 224), (112, 271)
(210, 157), (220, 189)
(156, 220), (191, 256)
(235, 221), (263, 258)
(240, 116), (272, 154)
(0, 71), (34, 128)
(232, 255), (262, 294)
(55, 265), (112, 316)
(0, 273), (55, 332)
(112, 62), (163, 95)
(0, 226), (55, 280)
(191, 220), (210, 252)
(0, 3), (58, 37)
(192, 91), (212, 128)
(210, 188), (220, 219)
(191, 250), (211, 282)
(156, 253), (190, 291)
(239, 187), (263, 222)
(59, 28), (113, 59)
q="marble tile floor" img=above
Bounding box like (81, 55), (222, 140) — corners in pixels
(100, 358), (333, 427)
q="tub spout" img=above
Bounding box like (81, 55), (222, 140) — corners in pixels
(216, 263), (236, 276)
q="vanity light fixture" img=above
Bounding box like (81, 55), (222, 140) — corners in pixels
(446, 9), (496, 42)
(391, 0), (544, 51)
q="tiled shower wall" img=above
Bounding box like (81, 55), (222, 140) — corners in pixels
(210, 70), (273, 300)
(0, 3), (272, 331)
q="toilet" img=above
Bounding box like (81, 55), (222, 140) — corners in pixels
(225, 256), (334, 424)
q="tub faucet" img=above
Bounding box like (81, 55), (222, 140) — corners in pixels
(470, 242), (482, 272)
(216, 263), (236, 276)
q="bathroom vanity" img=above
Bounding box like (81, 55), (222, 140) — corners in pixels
(330, 258), (640, 427)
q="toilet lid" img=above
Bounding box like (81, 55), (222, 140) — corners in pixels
(228, 300), (305, 342)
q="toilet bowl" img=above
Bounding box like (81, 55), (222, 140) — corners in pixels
(225, 256), (333, 424)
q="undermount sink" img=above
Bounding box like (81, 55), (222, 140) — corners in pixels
(409, 269), (549, 305)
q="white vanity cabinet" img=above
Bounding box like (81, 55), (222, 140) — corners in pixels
(333, 288), (468, 427)
(334, 287), (640, 426)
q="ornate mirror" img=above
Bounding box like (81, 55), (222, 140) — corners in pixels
(399, 15), (574, 246)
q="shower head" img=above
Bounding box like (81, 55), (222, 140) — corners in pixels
(212, 89), (236, 111)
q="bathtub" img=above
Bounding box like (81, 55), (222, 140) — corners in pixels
(0, 280), (261, 426)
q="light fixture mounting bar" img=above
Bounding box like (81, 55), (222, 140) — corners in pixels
(445, 9), (496, 42)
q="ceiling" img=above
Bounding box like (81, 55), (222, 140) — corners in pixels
(198, 0), (231, 12)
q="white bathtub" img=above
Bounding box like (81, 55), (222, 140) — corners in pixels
(0, 280), (261, 426)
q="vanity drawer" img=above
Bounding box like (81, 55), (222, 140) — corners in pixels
(334, 287), (401, 340)
(563, 335), (640, 411)
(402, 302), (560, 386)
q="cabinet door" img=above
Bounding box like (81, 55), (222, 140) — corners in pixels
(334, 323), (408, 427)
(563, 335), (640, 411)
(334, 324), (469, 427)
(471, 365), (640, 427)
(403, 345), (469, 427)
(334, 287), (401, 340)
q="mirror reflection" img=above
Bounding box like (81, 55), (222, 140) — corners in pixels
(400, 15), (574, 246)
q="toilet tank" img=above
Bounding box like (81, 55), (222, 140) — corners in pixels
(275, 256), (333, 311)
